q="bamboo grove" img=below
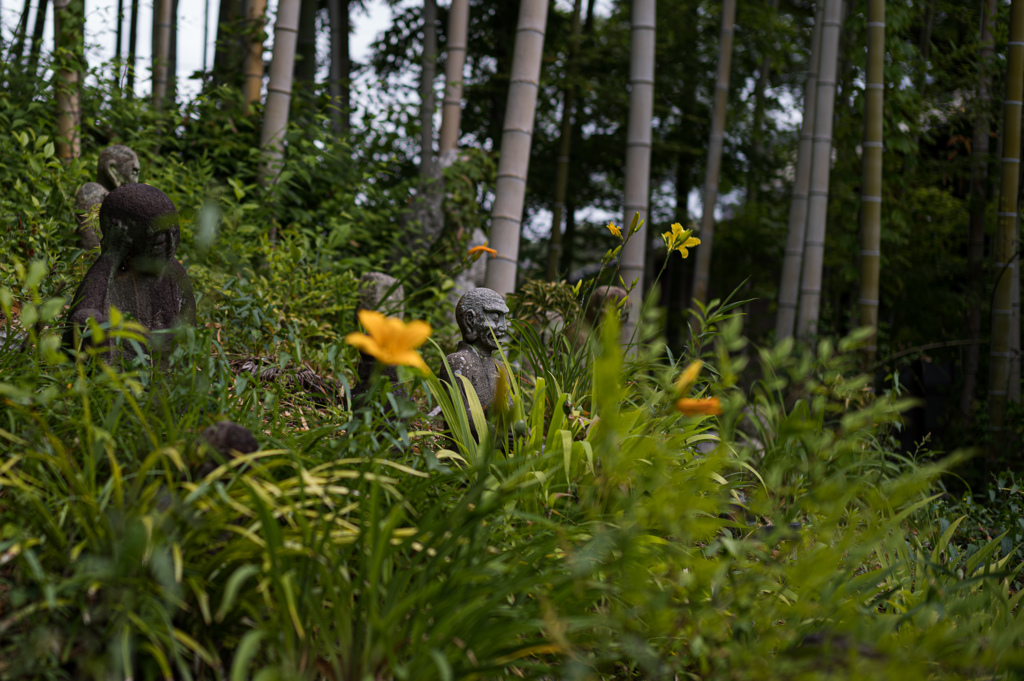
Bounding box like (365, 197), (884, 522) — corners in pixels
(2, 0), (1023, 453)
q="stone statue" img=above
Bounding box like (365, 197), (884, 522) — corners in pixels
(352, 272), (407, 402)
(200, 421), (259, 456)
(564, 285), (632, 351)
(75, 145), (141, 249)
(63, 183), (196, 359)
(441, 288), (511, 416)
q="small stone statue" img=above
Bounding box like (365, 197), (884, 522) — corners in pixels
(352, 272), (407, 402)
(63, 183), (196, 359)
(75, 145), (141, 249)
(441, 288), (511, 415)
(564, 285), (632, 351)
(200, 421), (259, 456)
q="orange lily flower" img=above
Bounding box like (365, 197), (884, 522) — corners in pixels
(675, 397), (722, 416)
(468, 242), (498, 259)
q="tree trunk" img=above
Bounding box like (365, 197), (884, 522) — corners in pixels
(545, 0), (582, 281)
(202, 0), (210, 72)
(1011, 212), (1021, 402)
(858, 0), (884, 362)
(560, 0), (597, 276)
(259, 0), (302, 186)
(690, 0), (735, 307)
(242, 0), (268, 106)
(990, 0), (1024, 435)
(126, 0), (138, 94)
(919, 0), (935, 61)
(213, 0), (246, 89)
(11, 0), (32, 62)
(795, 0), (843, 340)
(439, 0), (469, 155)
(169, 0), (178, 103)
(483, 0), (550, 297)
(327, 0), (350, 134)
(295, 0), (317, 85)
(152, 0), (172, 108)
(53, 0), (83, 162)
(420, 0), (438, 177)
(26, 0), (48, 78)
(776, 6), (823, 340)
(114, 0), (124, 62)
(962, 0), (997, 415)
(747, 0), (778, 204)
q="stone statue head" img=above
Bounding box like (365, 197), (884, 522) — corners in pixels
(98, 145), (141, 190)
(100, 183), (180, 273)
(357, 272), (405, 321)
(456, 287), (509, 354)
(586, 285), (631, 325)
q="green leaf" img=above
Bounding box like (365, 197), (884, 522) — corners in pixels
(230, 630), (264, 681)
(216, 564), (261, 622)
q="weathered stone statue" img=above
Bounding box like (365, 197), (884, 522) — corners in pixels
(441, 288), (511, 415)
(75, 145), (141, 249)
(200, 421), (259, 456)
(63, 183), (196, 359)
(352, 272), (407, 402)
(565, 285), (632, 351)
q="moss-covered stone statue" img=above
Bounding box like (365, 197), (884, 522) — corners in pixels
(63, 183), (196, 359)
(75, 145), (141, 249)
(352, 272), (407, 403)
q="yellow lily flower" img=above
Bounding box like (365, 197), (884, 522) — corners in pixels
(661, 222), (700, 258)
(345, 310), (432, 373)
(606, 222), (622, 239)
(674, 360), (703, 394)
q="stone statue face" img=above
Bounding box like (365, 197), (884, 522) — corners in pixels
(98, 145), (141, 190)
(457, 288), (509, 354)
(100, 184), (180, 274)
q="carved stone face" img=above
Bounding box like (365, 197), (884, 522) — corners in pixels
(100, 183), (180, 274)
(98, 145), (141, 190)
(456, 288), (509, 353)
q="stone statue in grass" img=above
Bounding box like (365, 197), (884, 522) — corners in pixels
(441, 288), (512, 419)
(351, 272), (407, 403)
(63, 183), (196, 359)
(75, 145), (141, 249)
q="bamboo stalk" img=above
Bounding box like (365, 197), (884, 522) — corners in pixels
(114, 0), (124, 64)
(242, 0), (268, 106)
(259, 0), (303, 186)
(126, 0), (138, 93)
(327, 0), (350, 134)
(152, 0), (173, 108)
(438, 0), (469, 155)
(26, 0), (48, 77)
(796, 0), (843, 340)
(483, 0), (550, 296)
(53, 0), (82, 162)
(690, 0), (735, 307)
(858, 0), (884, 361)
(545, 0), (582, 282)
(962, 0), (997, 414)
(420, 0), (438, 177)
(1011, 212), (1021, 402)
(776, 6), (823, 340)
(619, 0), (656, 343)
(202, 0), (209, 73)
(295, 0), (317, 84)
(988, 0), (1024, 433)
(748, 0), (779, 204)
